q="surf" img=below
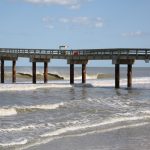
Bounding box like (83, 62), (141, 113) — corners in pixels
(0, 102), (65, 117)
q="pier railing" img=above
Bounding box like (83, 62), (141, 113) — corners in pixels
(0, 48), (150, 60)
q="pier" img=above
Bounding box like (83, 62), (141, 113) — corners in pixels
(0, 48), (149, 88)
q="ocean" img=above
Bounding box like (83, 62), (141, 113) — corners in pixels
(0, 67), (150, 150)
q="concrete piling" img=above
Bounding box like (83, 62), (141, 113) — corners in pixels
(115, 64), (120, 88)
(44, 62), (48, 83)
(32, 62), (36, 84)
(1, 60), (4, 83)
(12, 60), (16, 83)
(127, 64), (132, 88)
(70, 64), (74, 84)
(82, 64), (86, 84)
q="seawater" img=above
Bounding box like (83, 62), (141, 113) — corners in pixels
(0, 67), (150, 150)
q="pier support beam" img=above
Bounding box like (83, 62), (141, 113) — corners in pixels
(32, 62), (36, 84)
(12, 60), (16, 83)
(127, 64), (132, 88)
(82, 64), (86, 84)
(1, 60), (4, 83)
(115, 64), (120, 88)
(70, 64), (74, 84)
(44, 62), (48, 83)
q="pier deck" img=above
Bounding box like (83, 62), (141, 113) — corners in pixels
(0, 48), (150, 60)
(0, 48), (150, 88)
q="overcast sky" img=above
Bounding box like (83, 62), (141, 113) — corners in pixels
(0, 0), (150, 66)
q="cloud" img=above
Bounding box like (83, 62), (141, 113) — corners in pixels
(122, 31), (150, 37)
(23, 0), (91, 9)
(59, 18), (70, 23)
(42, 16), (104, 29)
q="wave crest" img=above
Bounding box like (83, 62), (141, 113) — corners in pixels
(0, 102), (64, 117)
(0, 108), (17, 117)
(0, 138), (27, 147)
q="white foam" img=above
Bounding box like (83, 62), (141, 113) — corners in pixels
(91, 77), (150, 87)
(41, 115), (150, 138)
(75, 75), (97, 80)
(0, 138), (27, 147)
(68, 122), (150, 138)
(0, 76), (149, 92)
(16, 102), (65, 110)
(0, 83), (72, 91)
(0, 124), (39, 132)
(0, 123), (55, 133)
(140, 110), (150, 114)
(25, 122), (149, 150)
(0, 108), (17, 117)
(21, 119), (150, 150)
(0, 102), (64, 117)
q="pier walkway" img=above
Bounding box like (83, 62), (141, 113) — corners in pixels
(0, 48), (150, 88)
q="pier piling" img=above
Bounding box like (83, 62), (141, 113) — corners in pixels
(82, 64), (86, 83)
(12, 60), (16, 83)
(115, 64), (120, 88)
(44, 62), (48, 83)
(32, 62), (36, 84)
(127, 64), (132, 88)
(1, 60), (4, 83)
(70, 64), (74, 84)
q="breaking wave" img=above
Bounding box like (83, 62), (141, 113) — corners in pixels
(0, 138), (28, 147)
(0, 102), (65, 117)
(0, 108), (17, 117)
(20, 115), (150, 149)
(3, 72), (64, 80)
(41, 115), (150, 138)
(0, 83), (72, 91)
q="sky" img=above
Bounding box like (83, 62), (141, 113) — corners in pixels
(0, 0), (150, 67)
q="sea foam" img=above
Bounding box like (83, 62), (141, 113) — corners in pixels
(15, 102), (65, 111)
(0, 83), (72, 91)
(0, 138), (27, 147)
(0, 102), (65, 117)
(0, 108), (17, 117)
(41, 115), (150, 138)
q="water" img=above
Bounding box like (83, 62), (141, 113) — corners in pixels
(0, 67), (150, 150)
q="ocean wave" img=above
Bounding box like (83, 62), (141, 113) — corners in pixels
(10, 116), (150, 150)
(0, 76), (149, 92)
(0, 138), (27, 147)
(0, 124), (41, 132)
(41, 115), (150, 138)
(0, 108), (17, 117)
(3, 72), (64, 80)
(0, 83), (72, 91)
(73, 73), (112, 80)
(3, 71), (113, 80)
(0, 123), (55, 133)
(0, 102), (65, 117)
(21, 121), (150, 150)
(16, 102), (64, 112)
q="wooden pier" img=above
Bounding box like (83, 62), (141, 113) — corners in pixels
(0, 48), (150, 88)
